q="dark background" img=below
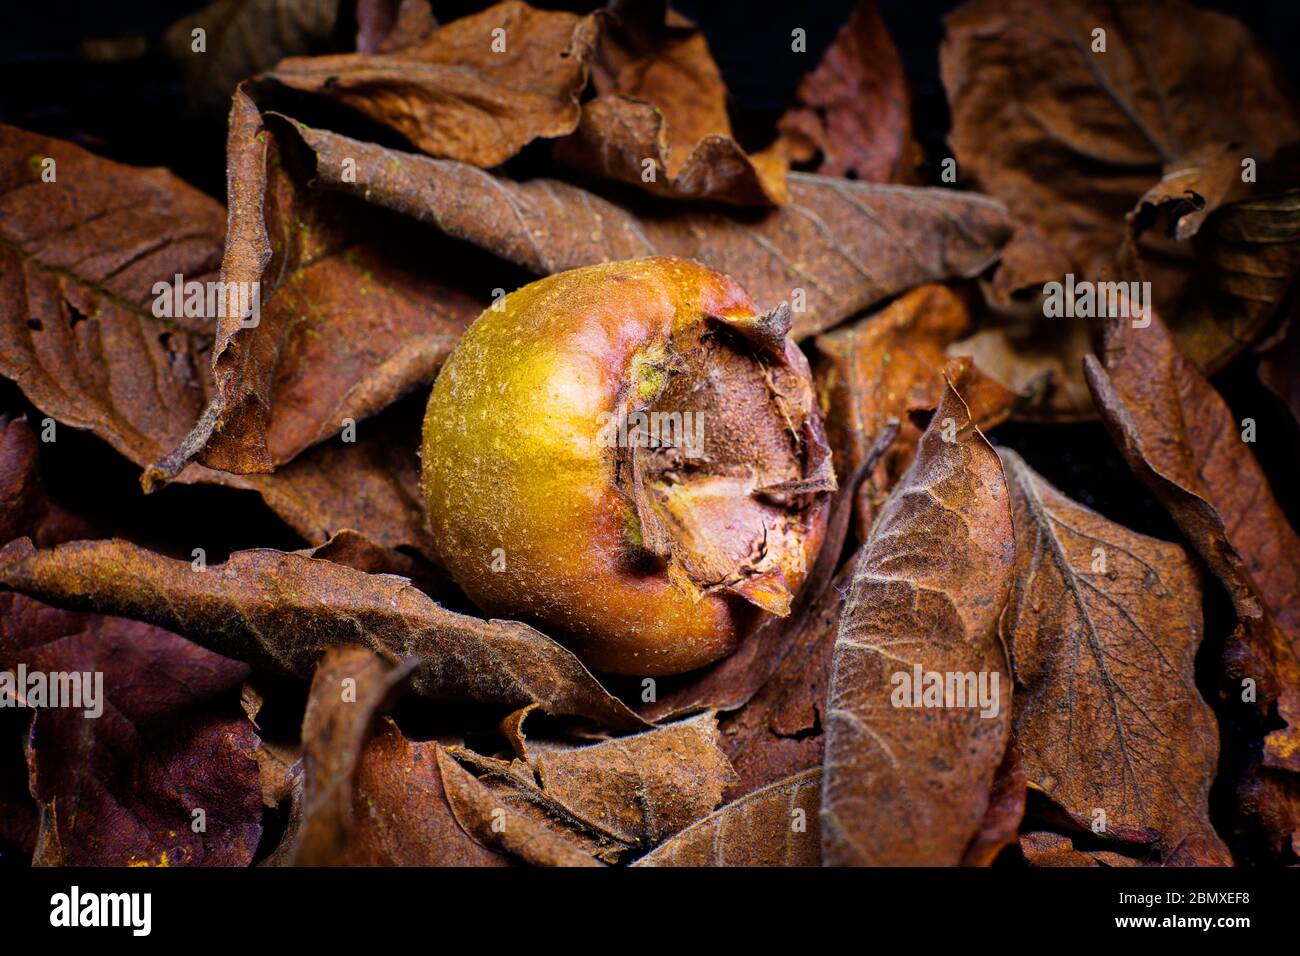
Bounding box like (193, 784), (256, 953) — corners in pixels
(2, 0), (1298, 864)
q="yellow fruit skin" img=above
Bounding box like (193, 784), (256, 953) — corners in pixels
(421, 257), (824, 675)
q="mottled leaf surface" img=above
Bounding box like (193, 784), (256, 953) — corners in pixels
(634, 767), (822, 867)
(0, 537), (644, 729)
(280, 120), (1013, 339)
(270, 2), (598, 166)
(534, 712), (736, 846)
(435, 746), (604, 866)
(147, 86), (481, 481)
(1000, 448), (1229, 864)
(1084, 309), (1300, 853)
(820, 378), (1014, 865)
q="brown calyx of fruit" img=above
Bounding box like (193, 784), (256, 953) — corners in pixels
(614, 301), (836, 616)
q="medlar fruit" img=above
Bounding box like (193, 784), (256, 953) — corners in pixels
(421, 257), (834, 675)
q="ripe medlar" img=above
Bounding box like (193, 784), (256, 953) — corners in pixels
(421, 257), (834, 675)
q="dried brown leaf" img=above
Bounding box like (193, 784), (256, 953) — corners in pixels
(1084, 308), (1300, 854)
(345, 719), (508, 866)
(634, 767), (822, 867)
(554, 0), (786, 205)
(719, 557), (854, 798)
(446, 745), (635, 862)
(943, 0), (1297, 284)
(1, 594), (261, 866)
(269, 1), (598, 167)
(435, 745), (604, 867)
(0, 384), (262, 868)
(820, 376), (1015, 866)
(942, 0), (1300, 401)
(1000, 447), (1229, 864)
(277, 120), (1013, 339)
(292, 645), (412, 864)
(778, 0), (922, 184)
(533, 712), (736, 846)
(0, 537), (645, 729)
(146, 86), (481, 482)
(0, 121), (456, 558)
(813, 285), (1022, 540)
(0, 124), (225, 468)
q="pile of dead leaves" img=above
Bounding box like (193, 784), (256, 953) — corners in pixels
(1, 0), (1298, 867)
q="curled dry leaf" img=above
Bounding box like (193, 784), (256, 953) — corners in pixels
(532, 712), (736, 847)
(268, 1), (599, 167)
(0, 537), (645, 729)
(777, 0), (922, 184)
(146, 85), (482, 482)
(554, 0), (786, 206)
(434, 746), (604, 867)
(447, 746), (632, 863)
(999, 448), (1229, 864)
(1160, 190), (1300, 373)
(634, 767), (822, 867)
(165, 0), (344, 114)
(813, 284), (1023, 541)
(1083, 309), (1300, 854)
(0, 121), (451, 558)
(291, 645), (413, 865)
(942, 0), (1300, 414)
(820, 376), (1015, 866)
(281, 120), (1013, 339)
